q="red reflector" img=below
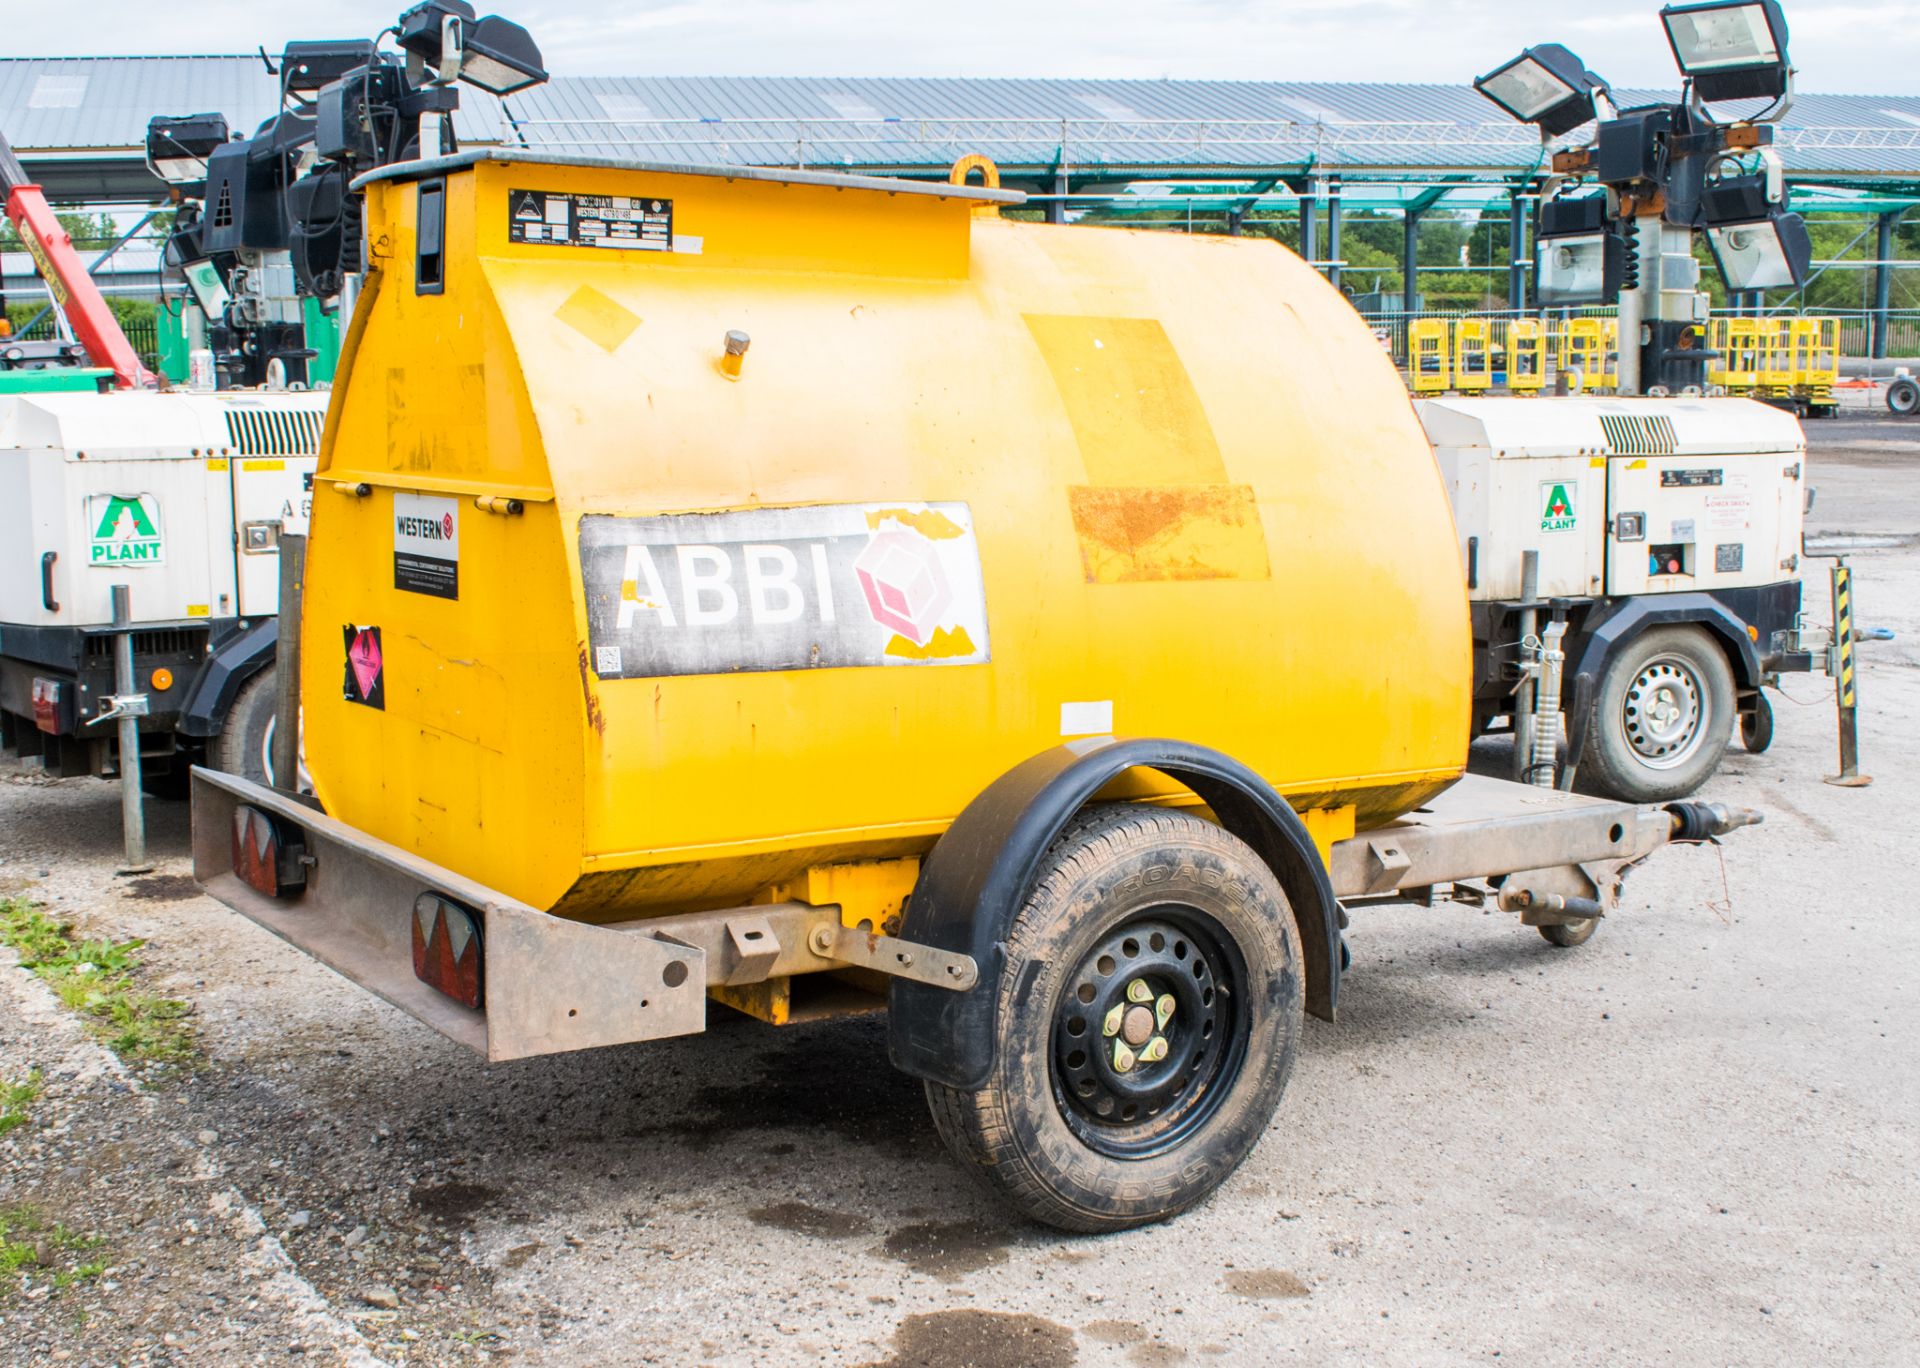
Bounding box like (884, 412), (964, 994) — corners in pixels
(31, 678), (61, 734)
(231, 804), (307, 898)
(412, 894), (484, 1009)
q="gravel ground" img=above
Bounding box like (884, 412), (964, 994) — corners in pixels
(1, 413), (1916, 1367)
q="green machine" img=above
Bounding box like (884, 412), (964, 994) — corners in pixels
(154, 295), (341, 388)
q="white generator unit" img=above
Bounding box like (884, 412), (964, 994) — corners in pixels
(1418, 397), (1818, 802)
(0, 389), (327, 787)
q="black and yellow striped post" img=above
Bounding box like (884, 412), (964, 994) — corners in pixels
(1824, 560), (1871, 787)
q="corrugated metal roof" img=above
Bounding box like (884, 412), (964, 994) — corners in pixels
(3, 245), (162, 295)
(4, 59), (1917, 185)
(505, 77), (1920, 180)
(0, 54), (505, 153)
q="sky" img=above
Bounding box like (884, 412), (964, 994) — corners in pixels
(6, 0), (1919, 93)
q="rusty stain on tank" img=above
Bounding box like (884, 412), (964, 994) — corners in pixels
(1067, 483), (1270, 583)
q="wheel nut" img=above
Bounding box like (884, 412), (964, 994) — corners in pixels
(1102, 1003), (1125, 1038)
(1140, 1036), (1169, 1063)
(1155, 993), (1176, 1029)
(1112, 1040), (1137, 1073)
(1127, 978), (1153, 1004)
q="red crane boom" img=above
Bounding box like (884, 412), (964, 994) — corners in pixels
(0, 129), (156, 390)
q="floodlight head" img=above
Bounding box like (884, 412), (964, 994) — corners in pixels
(457, 15), (547, 95)
(1534, 194), (1627, 304)
(279, 40), (379, 99)
(396, 3), (545, 95)
(1474, 44), (1607, 138)
(1661, 0), (1791, 103)
(397, 0), (477, 74)
(145, 112), (230, 192)
(1706, 211), (1811, 291)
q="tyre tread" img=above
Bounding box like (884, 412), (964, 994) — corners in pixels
(925, 803), (1301, 1232)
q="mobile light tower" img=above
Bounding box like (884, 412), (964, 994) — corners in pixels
(1475, 0), (1809, 395)
(145, 1), (547, 388)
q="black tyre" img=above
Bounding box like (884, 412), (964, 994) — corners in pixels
(210, 668), (277, 787)
(1538, 917), (1599, 948)
(1582, 625), (1735, 803)
(1888, 377), (1920, 416)
(924, 804), (1304, 1233)
(1741, 691), (1775, 754)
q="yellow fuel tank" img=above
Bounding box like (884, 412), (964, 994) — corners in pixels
(305, 151), (1470, 919)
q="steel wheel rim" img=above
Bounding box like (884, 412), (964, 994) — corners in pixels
(1622, 653), (1709, 768)
(1050, 908), (1248, 1160)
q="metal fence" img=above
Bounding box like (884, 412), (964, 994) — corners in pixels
(1357, 307), (1616, 370)
(4, 311), (160, 371)
(1357, 305), (1920, 367)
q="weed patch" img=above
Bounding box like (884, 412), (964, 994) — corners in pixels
(0, 897), (196, 1071)
(0, 1205), (109, 1298)
(0, 1070), (42, 1137)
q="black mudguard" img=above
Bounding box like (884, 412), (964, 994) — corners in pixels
(177, 619), (278, 739)
(888, 737), (1341, 1091)
(1562, 592), (1765, 773)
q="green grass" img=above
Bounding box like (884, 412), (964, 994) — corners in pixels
(0, 897), (196, 1070)
(0, 1205), (108, 1296)
(0, 1070), (42, 1137)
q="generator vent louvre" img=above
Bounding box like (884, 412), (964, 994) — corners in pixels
(87, 628), (202, 658)
(223, 408), (323, 457)
(1597, 413), (1677, 457)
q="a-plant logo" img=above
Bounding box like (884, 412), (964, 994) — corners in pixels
(87, 494), (164, 565)
(1539, 481), (1577, 534)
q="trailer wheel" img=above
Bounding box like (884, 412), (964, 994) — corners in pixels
(1583, 625), (1735, 803)
(924, 804), (1302, 1233)
(1888, 376), (1920, 416)
(210, 668), (277, 787)
(1538, 917), (1599, 948)
(1741, 691), (1775, 754)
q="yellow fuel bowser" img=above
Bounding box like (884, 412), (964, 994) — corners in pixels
(191, 150), (1759, 1233)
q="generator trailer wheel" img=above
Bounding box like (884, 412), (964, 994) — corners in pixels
(1741, 691), (1775, 754)
(1538, 917), (1600, 948)
(924, 804), (1303, 1233)
(1888, 376), (1920, 416)
(210, 668), (279, 788)
(1583, 625), (1735, 803)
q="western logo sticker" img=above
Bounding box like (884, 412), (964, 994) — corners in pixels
(343, 626), (385, 710)
(393, 493), (459, 600)
(579, 502), (991, 679)
(1539, 481), (1577, 534)
(87, 494), (164, 565)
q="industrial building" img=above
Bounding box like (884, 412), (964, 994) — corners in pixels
(3, 57), (1918, 349)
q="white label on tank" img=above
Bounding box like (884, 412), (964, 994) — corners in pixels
(393, 493), (459, 600)
(1707, 480), (1751, 532)
(1060, 700), (1114, 737)
(578, 502), (991, 679)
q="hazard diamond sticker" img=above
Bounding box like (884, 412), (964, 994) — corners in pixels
(343, 625), (385, 710)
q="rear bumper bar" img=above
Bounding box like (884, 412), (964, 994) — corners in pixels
(191, 767), (707, 1061)
(192, 768), (1750, 1059)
